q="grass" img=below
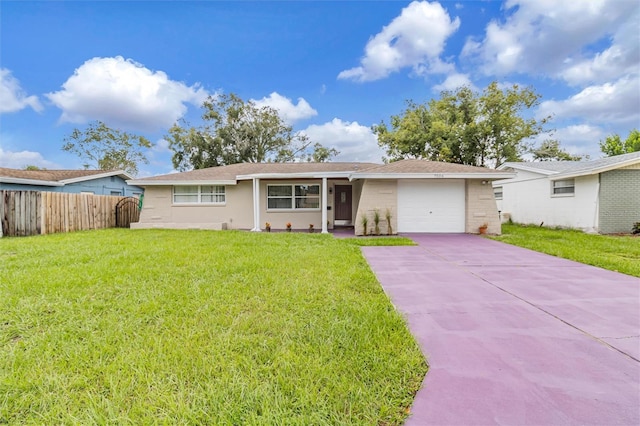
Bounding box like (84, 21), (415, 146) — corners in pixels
(0, 229), (426, 424)
(342, 236), (416, 247)
(490, 223), (640, 277)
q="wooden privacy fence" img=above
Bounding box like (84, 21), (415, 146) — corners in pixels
(1, 191), (139, 237)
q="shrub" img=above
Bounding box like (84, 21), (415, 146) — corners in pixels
(373, 209), (381, 235)
(360, 214), (368, 236)
(632, 222), (640, 235)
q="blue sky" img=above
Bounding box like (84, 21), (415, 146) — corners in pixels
(1, 1), (638, 176)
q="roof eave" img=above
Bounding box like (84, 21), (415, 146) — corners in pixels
(497, 163), (559, 175)
(550, 158), (640, 180)
(236, 171), (353, 180)
(127, 179), (238, 186)
(0, 177), (64, 187)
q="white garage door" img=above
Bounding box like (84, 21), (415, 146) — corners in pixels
(397, 180), (465, 233)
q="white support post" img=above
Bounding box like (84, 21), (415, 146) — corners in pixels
(321, 177), (328, 234)
(255, 178), (261, 232)
(251, 178), (261, 232)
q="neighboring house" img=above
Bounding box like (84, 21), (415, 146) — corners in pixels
(127, 160), (512, 235)
(493, 152), (640, 234)
(0, 168), (143, 197)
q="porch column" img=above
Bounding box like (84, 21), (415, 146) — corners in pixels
(321, 177), (328, 234)
(251, 178), (261, 232)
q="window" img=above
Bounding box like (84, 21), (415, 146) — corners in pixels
(493, 186), (503, 200)
(267, 184), (320, 210)
(173, 185), (225, 204)
(110, 191), (122, 196)
(552, 179), (575, 195)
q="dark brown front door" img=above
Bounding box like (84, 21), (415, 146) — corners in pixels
(334, 185), (352, 222)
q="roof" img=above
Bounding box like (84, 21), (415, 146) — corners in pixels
(498, 152), (640, 180)
(129, 159), (513, 186)
(350, 159), (514, 180)
(0, 168), (133, 187)
(129, 162), (380, 185)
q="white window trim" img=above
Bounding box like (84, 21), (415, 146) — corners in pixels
(173, 185), (226, 205)
(267, 183), (321, 211)
(493, 186), (503, 200)
(551, 179), (575, 197)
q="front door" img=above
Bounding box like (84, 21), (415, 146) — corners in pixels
(334, 185), (352, 224)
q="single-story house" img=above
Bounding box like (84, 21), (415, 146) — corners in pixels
(0, 168), (143, 197)
(493, 151), (640, 234)
(127, 160), (512, 235)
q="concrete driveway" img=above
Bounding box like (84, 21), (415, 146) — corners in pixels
(362, 234), (639, 425)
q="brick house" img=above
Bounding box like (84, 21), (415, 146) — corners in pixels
(128, 160), (511, 235)
(493, 152), (640, 234)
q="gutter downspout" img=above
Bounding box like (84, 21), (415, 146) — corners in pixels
(593, 175), (600, 233)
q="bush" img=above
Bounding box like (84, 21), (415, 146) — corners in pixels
(632, 222), (640, 235)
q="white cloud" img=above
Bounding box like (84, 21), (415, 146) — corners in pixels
(251, 92), (317, 125)
(560, 9), (640, 85)
(462, 0), (637, 79)
(531, 124), (605, 156)
(537, 75), (640, 124)
(0, 148), (60, 169)
(151, 138), (171, 153)
(0, 69), (43, 114)
(338, 1), (460, 82)
(302, 118), (383, 163)
(46, 56), (208, 131)
(432, 73), (475, 92)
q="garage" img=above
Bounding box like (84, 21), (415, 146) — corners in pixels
(397, 179), (465, 233)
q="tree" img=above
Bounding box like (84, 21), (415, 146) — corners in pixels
(599, 129), (640, 156)
(373, 82), (550, 168)
(62, 121), (151, 175)
(307, 143), (340, 163)
(531, 139), (586, 161)
(23, 165), (45, 170)
(168, 94), (338, 171)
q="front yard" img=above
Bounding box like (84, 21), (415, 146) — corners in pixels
(490, 223), (640, 277)
(0, 230), (426, 424)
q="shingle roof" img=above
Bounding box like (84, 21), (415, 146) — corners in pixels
(134, 162), (380, 182)
(358, 159), (504, 174)
(0, 168), (122, 182)
(501, 161), (584, 173)
(500, 151), (640, 178)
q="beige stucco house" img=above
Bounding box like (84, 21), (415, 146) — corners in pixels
(128, 160), (513, 235)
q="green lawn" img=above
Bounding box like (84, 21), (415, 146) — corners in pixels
(490, 223), (640, 277)
(0, 230), (425, 424)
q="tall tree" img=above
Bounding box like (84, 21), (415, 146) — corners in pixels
(373, 82), (550, 168)
(168, 93), (338, 171)
(531, 139), (586, 161)
(599, 129), (640, 156)
(62, 121), (151, 175)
